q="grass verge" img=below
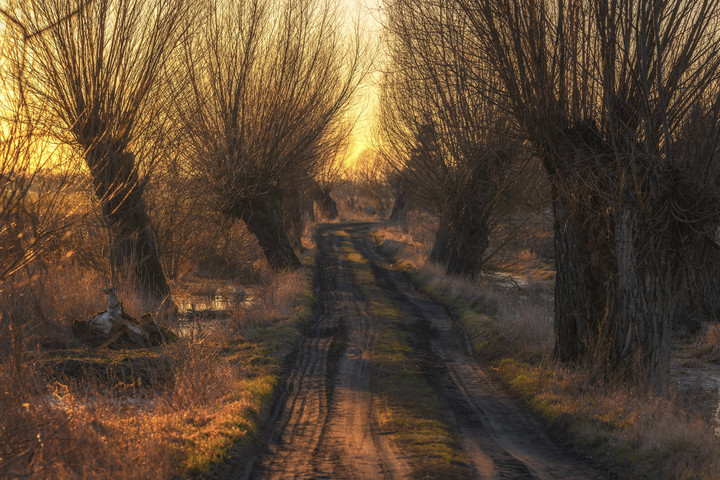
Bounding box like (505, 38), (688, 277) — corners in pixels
(374, 223), (720, 480)
(1, 255), (315, 480)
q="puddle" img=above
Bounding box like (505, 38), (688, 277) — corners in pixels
(171, 284), (258, 337)
(670, 347), (720, 435)
(484, 271), (529, 289)
(175, 285), (253, 314)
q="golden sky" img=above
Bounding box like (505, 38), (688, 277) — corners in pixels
(342, 0), (383, 167)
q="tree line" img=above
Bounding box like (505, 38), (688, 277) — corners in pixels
(380, 0), (720, 390)
(0, 0), (365, 308)
(3, 0), (720, 392)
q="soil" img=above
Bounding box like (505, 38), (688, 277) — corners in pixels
(250, 222), (605, 479)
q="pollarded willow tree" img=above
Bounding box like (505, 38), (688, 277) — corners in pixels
(18, 0), (190, 305)
(380, 0), (520, 279)
(460, 0), (720, 389)
(179, 0), (364, 271)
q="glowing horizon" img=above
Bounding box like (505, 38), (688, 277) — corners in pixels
(342, 0), (383, 169)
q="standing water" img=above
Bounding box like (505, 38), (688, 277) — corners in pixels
(670, 345), (720, 435)
(172, 282), (257, 336)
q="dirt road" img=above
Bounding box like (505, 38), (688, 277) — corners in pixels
(252, 222), (605, 480)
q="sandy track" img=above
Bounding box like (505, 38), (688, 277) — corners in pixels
(252, 222), (604, 480)
(253, 224), (410, 479)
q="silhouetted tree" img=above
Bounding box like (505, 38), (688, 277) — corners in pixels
(20, 0), (189, 305)
(460, 0), (720, 389)
(179, 0), (364, 270)
(380, 0), (518, 279)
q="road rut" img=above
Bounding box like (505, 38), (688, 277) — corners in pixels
(252, 222), (604, 480)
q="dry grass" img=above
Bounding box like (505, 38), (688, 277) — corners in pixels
(0, 362), (174, 480)
(500, 359), (720, 479)
(0, 253), (314, 478)
(237, 269), (311, 328)
(375, 217), (720, 480)
(378, 217), (555, 359)
(694, 323), (720, 363)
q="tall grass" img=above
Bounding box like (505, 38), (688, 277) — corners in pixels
(0, 254), (313, 478)
(236, 269), (310, 328)
(0, 362), (173, 480)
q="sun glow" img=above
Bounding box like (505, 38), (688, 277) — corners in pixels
(342, 0), (382, 169)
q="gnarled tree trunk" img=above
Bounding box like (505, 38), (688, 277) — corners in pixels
(388, 184), (409, 224)
(430, 211), (451, 265)
(229, 195), (301, 271)
(317, 191), (338, 219)
(85, 140), (172, 305)
(542, 142), (607, 365)
(550, 185), (599, 363)
(283, 189), (307, 252)
(610, 205), (674, 390)
(311, 181), (339, 220)
(445, 210), (489, 280)
(430, 194), (491, 280)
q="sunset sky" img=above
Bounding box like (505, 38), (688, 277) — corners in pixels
(342, 0), (383, 166)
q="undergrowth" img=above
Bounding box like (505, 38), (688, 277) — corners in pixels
(0, 256), (314, 479)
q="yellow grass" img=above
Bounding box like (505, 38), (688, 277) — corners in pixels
(1, 256), (314, 479)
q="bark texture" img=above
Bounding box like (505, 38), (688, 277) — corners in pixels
(540, 134), (607, 366)
(317, 192), (339, 219)
(429, 213), (451, 265)
(388, 184), (409, 224)
(85, 140), (171, 304)
(610, 206), (674, 389)
(283, 192), (308, 253)
(549, 185), (603, 363)
(430, 194), (491, 280)
(229, 195), (301, 271)
(313, 184), (339, 220)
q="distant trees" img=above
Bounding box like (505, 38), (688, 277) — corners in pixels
(0, 57), (61, 286)
(457, 0), (720, 389)
(6, 0), (717, 392)
(312, 146), (346, 220)
(179, 0), (364, 271)
(380, 0), (519, 279)
(19, 0), (189, 305)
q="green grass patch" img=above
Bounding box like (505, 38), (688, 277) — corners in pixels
(342, 236), (473, 479)
(187, 260), (316, 477)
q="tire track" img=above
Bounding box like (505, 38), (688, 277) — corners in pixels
(254, 221), (604, 479)
(254, 224), (410, 479)
(349, 223), (605, 480)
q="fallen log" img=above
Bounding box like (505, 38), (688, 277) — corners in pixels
(72, 288), (177, 348)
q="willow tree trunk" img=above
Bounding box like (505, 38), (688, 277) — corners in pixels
(611, 206), (674, 391)
(229, 196), (301, 271)
(85, 141), (172, 305)
(548, 179), (607, 364)
(388, 184), (409, 224)
(430, 196), (491, 280)
(315, 189), (339, 220)
(430, 212), (451, 265)
(283, 194), (307, 252)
